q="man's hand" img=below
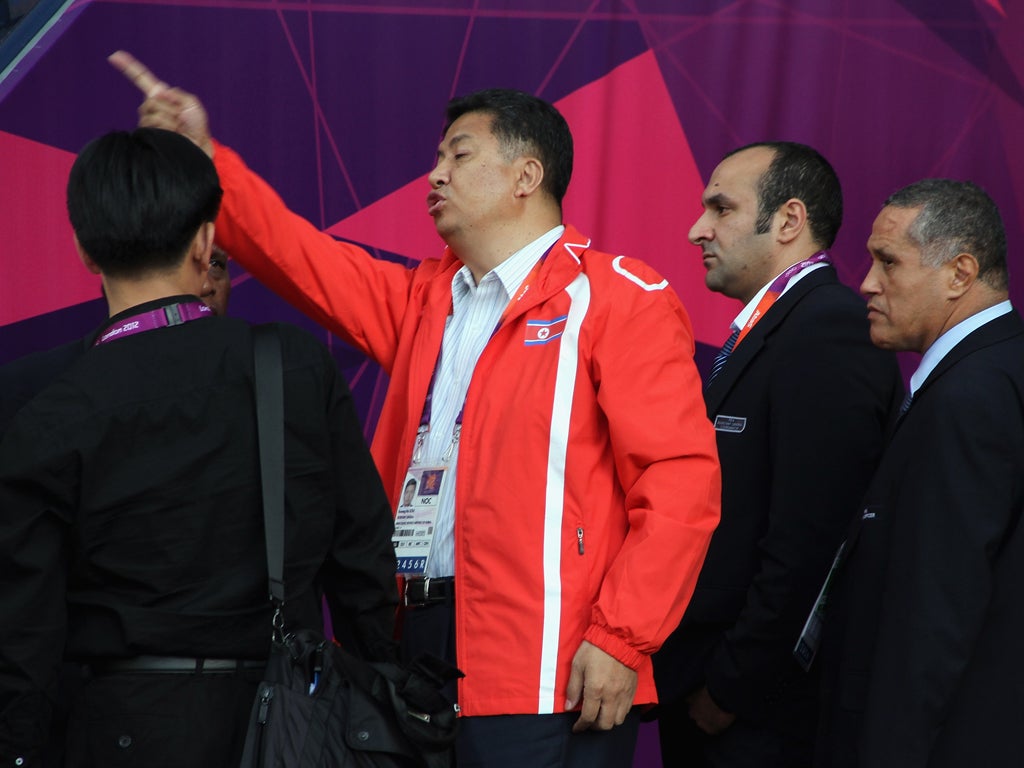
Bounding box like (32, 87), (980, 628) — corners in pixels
(108, 51), (214, 157)
(687, 685), (735, 735)
(564, 640), (638, 733)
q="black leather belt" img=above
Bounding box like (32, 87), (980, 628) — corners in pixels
(404, 576), (455, 607)
(91, 656), (266, 674)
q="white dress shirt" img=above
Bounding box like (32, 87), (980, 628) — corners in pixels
(421, 225), (565, 577)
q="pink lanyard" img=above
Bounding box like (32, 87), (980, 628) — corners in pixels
(93, 301), (212, 346)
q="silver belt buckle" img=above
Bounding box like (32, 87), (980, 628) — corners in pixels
(404, 576), (430, 606)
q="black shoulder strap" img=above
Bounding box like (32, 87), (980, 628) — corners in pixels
(252, 324), (286, 613)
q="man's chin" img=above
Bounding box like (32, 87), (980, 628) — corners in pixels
(867, 329), (901, 352)
(704, 274), (728, 297)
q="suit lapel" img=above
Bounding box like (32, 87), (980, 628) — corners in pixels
(892, 309), (1024, 434)
(704, 266), (840, 415)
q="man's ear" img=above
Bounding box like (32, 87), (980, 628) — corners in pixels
(514, 156), (545, 199)
(775, 198), (808, 246)
(190, 221), (216, 270)
(74, 234), (102, 275)
(947, 252), (979, 297)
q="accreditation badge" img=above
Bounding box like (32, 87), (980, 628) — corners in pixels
(392, 466), (449, 575)
(794, 539), (846, 672)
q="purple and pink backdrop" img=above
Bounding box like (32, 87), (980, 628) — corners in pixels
(2, 1), (1022, 763)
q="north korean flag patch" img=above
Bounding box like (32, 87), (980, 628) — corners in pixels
(524, 315), (568, 346)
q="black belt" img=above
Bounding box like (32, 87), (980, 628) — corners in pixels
(90, 656), (267, 675)
(404, 576), (455, 607)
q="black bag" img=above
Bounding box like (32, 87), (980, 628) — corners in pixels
(239, 630), (459, 768)
(241, 326), (460, 767)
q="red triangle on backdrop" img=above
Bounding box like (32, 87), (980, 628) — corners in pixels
(1, 131), (100, 327)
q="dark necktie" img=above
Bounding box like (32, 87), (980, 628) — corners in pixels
(707, 326), (740, 387)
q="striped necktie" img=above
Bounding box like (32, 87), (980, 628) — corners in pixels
(898, 389), (913, 417)
(707, 326), (740, 387)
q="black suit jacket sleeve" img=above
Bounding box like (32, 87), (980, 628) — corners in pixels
(705, 302), (895, 716)
(858, 369), (1024, 765)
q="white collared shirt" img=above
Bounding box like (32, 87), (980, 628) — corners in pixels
(422, 225), (565, 577)
(909, 300), (1013, 396)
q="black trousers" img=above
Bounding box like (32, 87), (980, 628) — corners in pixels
(400, 600), (640, 768)
(63, 667), (262, 767)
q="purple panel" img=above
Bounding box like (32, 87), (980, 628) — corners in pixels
(0, 297), (105, 365)
(897, 0), (1024, 105)
(294, 9), (472, 221)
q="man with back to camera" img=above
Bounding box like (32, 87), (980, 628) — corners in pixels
(653, 142), (901, 767)
(815, 179), (1024, 768)
(109, 51), (722, 767)
(0, 127), (398, 766)
(0, 194), (238, 768)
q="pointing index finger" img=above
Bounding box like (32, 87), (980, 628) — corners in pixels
(108, 50), (167, 98)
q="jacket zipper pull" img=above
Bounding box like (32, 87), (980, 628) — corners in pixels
(577, 527), (585, 555)
(257, 685), (274, 723)
(310, 646), (324, 695)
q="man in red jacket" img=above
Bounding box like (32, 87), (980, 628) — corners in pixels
(111, 51), (721, 768)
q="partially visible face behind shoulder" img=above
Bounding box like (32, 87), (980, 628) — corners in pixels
(201, 246), (231, 315)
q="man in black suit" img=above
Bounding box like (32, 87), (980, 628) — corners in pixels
(816, 179), (1024, 768)
(654, 142), (901, 767)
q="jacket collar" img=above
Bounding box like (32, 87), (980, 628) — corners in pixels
(911, 308), (1023, 404)
(432, 224), (590, 322)
(704, 265), (839, 414)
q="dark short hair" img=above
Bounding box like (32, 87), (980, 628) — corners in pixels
(725, 141), (843, 249)
(67, 128), (222, 277)
(445, 88), (573, 207)
(884, 179), (1008, 291)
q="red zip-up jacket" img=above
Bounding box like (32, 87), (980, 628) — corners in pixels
(213, 143), (721, 715)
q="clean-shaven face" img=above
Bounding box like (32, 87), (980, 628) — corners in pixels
(689, 147), (777, 304)
(426, 112), (521, 243)
(862, 205), (951, 353)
